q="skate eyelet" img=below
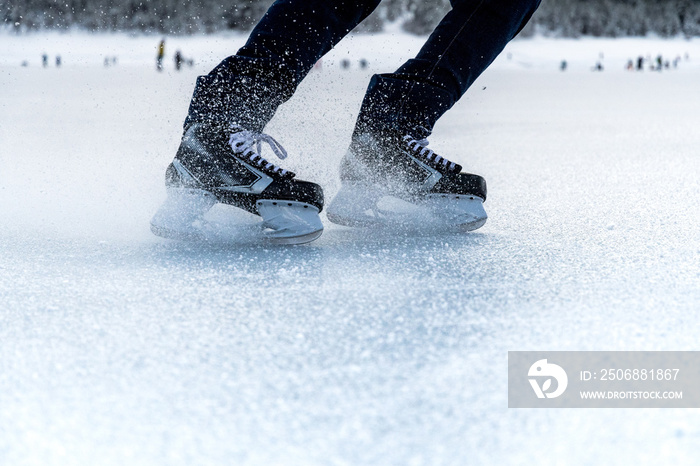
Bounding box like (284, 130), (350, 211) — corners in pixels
(272, 202), (277, 205)
(288, 203), (292, 206)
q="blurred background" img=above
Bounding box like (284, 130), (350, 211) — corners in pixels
(3, 0), (700, 38)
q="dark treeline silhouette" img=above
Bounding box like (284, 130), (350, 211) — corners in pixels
(3, 0), (700, 37)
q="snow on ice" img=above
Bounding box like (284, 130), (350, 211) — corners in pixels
(1, 32), (700, 465)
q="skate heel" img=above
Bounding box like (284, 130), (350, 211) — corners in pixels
(256, 200), (323, 245)
(150, 187), (217, 240)
(326, 183), (383, 227)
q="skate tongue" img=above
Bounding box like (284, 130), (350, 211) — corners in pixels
(403, 135), (462, 174)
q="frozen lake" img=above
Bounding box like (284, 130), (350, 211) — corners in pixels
(1, 32), (700, 464)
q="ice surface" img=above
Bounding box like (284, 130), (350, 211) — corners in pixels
(1, 32), (700, 465)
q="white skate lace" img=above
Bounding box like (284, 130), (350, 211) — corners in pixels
(403, 135), (459, 172)
(229, 125), (293, 177)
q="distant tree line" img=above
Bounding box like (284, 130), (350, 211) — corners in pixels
(2, 0), (700, 37)
(532, 0), (700, 37)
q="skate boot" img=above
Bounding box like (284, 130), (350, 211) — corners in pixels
(151, 122), (324, 244)
(327, 130), (487, 231)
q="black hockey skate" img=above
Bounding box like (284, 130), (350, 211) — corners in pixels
(151, 122), (324, 244)
(327, 130), (487, 231)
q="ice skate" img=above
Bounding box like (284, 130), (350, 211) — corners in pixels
(327, 130), (487, 232)
(151, 122), (324, 245)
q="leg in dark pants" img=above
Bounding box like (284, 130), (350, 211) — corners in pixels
(185, 0), (381, 131)
(355, 0), (542, 139)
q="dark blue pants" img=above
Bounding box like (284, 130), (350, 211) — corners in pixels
(186, 0), (541, 139)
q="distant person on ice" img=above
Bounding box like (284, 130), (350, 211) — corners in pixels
(174, 50), (183, 71)
(151, 0), (542, 244)
(156, 39), (165, 71)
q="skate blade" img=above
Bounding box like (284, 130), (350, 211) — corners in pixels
(151, 189), (323, 245)
(256, 200), (324, 245)
(423, 193), (488, 232)
(327, 185), (487, 232)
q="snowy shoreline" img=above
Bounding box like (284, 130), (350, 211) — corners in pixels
(2, 31), (698, 73)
